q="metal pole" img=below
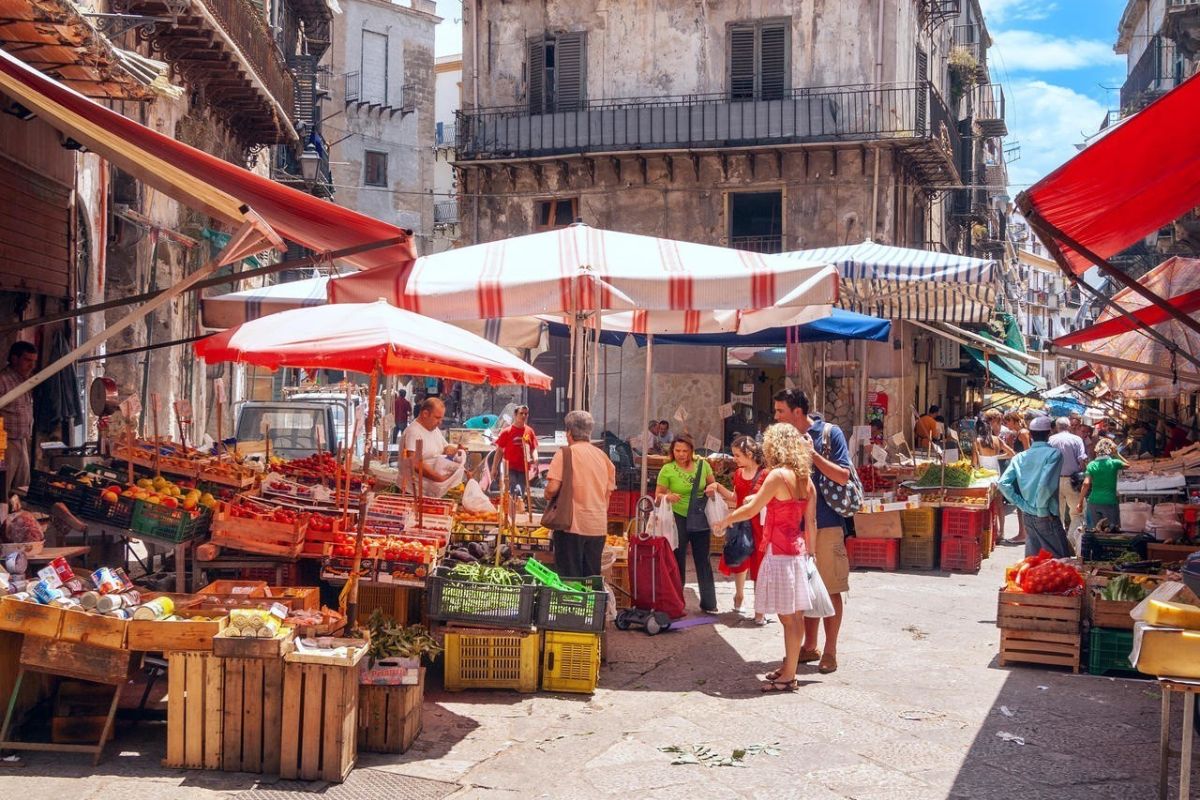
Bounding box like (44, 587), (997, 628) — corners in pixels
(346, 368), (379, 630)
(640, 334), (654, 497)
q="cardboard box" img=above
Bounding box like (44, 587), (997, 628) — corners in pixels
(852, 510), (902, 539)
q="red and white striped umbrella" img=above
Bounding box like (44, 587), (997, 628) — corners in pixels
(327, 223), (838, 319)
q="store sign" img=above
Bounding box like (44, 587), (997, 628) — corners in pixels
(933, 338), (960, 370)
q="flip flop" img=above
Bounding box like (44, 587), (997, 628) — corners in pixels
(761, 679), (799, 693)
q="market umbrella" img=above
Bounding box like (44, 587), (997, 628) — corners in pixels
(194, 300), (551, 626)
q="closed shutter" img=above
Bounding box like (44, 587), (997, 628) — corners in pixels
(361, 30), (388, 105)
(0, 155), (69, 297)
(527, 38), (545, 114)
(915, 47), (929, 135)
(554, 32), (586, 112)
(759, 23), (787, 100)
(291, 53), (316, 127)
(728, 25), (755, 100)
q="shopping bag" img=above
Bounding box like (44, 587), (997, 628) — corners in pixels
(804, 555), (835, 619)
(705, 495), (729, 528)
(628, 534), (686, 619)
(722, 520), (755, 568)
(461, 478), (496, 513)
(650, 498), (678, 549)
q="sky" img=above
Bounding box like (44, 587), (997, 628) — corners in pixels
(431, 0), (1130, 191)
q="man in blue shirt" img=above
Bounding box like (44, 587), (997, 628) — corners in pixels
(774, 389), (852, 675)
(998, 414), (1071, 558)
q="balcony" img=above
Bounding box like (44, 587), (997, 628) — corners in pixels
(1165, 1), (1200, 60)
(434, 200), (459, 225)
(116, 0), (296, 144)
(1121, 34), (1179, 111)
(344, 71), (414, 116)
(972, 83), (1007, 137)
(456, 82), (962, 187)
(435, 122), (456, 147)
(271, 143), (333, 198)
(729, 234), (783, 254)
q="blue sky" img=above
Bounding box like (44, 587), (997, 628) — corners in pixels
(431, 0), (1129, 190)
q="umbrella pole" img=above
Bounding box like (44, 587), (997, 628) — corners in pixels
(640, 334), (654, 497)
(346, 369), (379, 631)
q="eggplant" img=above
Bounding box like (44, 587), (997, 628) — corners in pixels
(449, 549), (476, 562)
(499, 544), (513, 561)
(466, 541), (486, 559)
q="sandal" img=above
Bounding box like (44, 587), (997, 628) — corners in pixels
(798, 648), (821, 663)
(761, 679), (799, 693)
(818, 656), (838, 674)
(752, 616), (770, 626)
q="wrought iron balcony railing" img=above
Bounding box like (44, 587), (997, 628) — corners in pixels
(729, 234), (783, 254)
(456, 82), (961, 185)
(434, 200), (460, 224)
(1120, 34), (1179, 111)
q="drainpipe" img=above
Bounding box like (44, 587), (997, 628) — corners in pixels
(869, 0), (885, 240)
(472, 0), (482, 242)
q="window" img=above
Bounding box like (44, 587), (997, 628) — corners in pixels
(361, 30), (388, 105)
(527, 32), (586, 114)
(727, 19), (789, 101)
(728, 191), (783, 253)
(535, 198), (578, 231)
(364, 151), (387, 187)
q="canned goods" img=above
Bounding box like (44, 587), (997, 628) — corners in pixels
(112, 568), (134, 591)
(91, 567), (121, 595)
(9, 591), (31, 602)
(4, 551), (26, 574)
(36, 566), (62, 588)
(78, 591), (100, 610)
(49, 597), (81, 609)
(50, 557), (74, 584)
(32, 580), (64, 604)
(63, 578), (86, 595)
(104, 608), (133, 620)
(132, 596), (174, 620)
(96, 591), (141, 613)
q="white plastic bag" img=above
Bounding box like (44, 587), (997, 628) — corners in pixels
(420, 457), (465, 499)
(651, 498), (678, 549)
(704, 494), (729, 528)
(804, 556), (835, 619)
(461, 478), (496, 513)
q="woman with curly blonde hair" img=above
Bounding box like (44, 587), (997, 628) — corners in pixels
(714, 423), (820, 691)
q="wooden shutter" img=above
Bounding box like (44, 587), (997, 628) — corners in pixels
(527, 38), (545, 113)
(554, 32), (586, 112)
(728, 24), (756, 100)
(759, 23), (787, 100)
(291, 53), (317, 127)
(361, 30), (388, 105)
(915, 47), (929, 135)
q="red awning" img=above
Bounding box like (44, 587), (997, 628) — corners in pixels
(0, 47), (414, 271)
(1016, 72), (1200, 276)
(1054, 257), (1200, 346)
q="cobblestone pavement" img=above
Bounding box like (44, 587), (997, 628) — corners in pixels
(0, 516), (1191, 799)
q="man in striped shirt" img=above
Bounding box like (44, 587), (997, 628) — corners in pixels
(0, 342), (37, 497)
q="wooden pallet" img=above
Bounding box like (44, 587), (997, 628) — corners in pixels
(164, 652), (223, 770)
(358, 671), (424, 754)
(280, 660), (359, 782)
(999, 628), (1081, 672)
(996, 590), (1081, 634)
(220, 656), (283, 774)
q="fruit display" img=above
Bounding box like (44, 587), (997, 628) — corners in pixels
(119, 476), (216, 515)
(276, 453), (375, 492)
(111, 439), (254, 487)
(457, 510), (501, 524)
(326, 534), (442, 564)
(1003, 550), (1084, 595)
(225, 497), (304, 525)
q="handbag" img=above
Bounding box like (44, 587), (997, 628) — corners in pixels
(1068, 471), (1086, 492)
(540, 447), (574, 531)
(816, 424), (864, 518)
(722, 520), (755, 568)
(685, 460), (710, 533)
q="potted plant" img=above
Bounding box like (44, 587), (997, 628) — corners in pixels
(361, 609), (442, 685)
(948, 46), (980, 107)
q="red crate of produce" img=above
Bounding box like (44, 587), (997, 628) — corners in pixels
(940, 537), (982, 572)
(846, 537), (900, 571)
(941, 507), (987, 541)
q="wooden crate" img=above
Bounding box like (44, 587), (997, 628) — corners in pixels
(164, 651), (224, 770)
(210, 507), (306, 558)
(996, 590), (1081, 634)
(220, 656), (284, 774)
(198, 580), (267, 597)
(59, 609), (128, 650)
(263, 587), (320, 612)
(0, 597), (63, 638)
(357, 670), (424, 754)
(280, 660), (359, 782)
(20, 636), (134, 685)
(998, 629), (1081, 672)
(127, 612), (227, 652)
(357, 584), (421, 626)
(212, 628), (295, 659)
(1086, 576), (1154, 631)
(607, 561), (630, 611)
(1146, 542), (1200, 565)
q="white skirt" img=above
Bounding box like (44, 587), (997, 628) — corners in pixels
(754, 545), (812, 616)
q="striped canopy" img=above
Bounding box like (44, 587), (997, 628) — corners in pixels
(327, 223), (839, 320)
(781, 241), (997, 323)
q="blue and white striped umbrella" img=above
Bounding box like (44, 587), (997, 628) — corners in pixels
(782, 241), (997, 324)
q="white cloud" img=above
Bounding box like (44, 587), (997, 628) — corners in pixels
(1004, 79), (1108, 189)
(435, 0), (463, 57)
(990, 30), (1124, 72)
(979, 0), (1057, 25)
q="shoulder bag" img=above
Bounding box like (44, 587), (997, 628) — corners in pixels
(722, 469), (761, 568)
(816, 425), (864, 518)
(540, 447), (574, 531)
(685, 460), (711, 533)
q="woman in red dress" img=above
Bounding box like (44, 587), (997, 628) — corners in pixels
(707, 436), (768, 624)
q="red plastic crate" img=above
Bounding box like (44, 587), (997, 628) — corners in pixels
(607, 490), (638, 519)
(941, 507), (988, 541)
(846, 537), (900, 571)
(940, 537), (982, 572)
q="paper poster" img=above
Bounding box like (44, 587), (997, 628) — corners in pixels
(719, 403), (734, 419)
(730, 392), (753, 406)
(890, 431), (907, 448)
(943, 448), (960, 464)
(554, 430), (568, 446)
(673, 404), (689, 423)
(741, 383), (754, 393)
(704, 434), (722, 453)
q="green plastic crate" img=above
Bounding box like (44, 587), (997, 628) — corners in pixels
(130, 500), (212, 543)
(1087, 627), (1143, 677)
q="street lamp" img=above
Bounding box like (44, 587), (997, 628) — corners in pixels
(298, 144), (320, 186)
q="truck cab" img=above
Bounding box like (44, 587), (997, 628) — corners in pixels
(234, 401), (343, 461)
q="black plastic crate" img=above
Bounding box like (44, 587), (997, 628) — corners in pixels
(426, 564), (538, 627)
(78, 486), (136, 528)
(536, 576), (607, 633)
(1081, 531), (1138, 562)
(24, 469), (86, 511)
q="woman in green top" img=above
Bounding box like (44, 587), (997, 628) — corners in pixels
(1075, 438), (1129, 530)
(656, 434), (718, 613)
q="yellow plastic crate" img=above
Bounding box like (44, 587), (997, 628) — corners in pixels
(541, 631), (600, 694)
(443, 628), (540, 693)
(900, 507), (937, 539)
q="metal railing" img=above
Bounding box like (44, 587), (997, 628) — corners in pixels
(200, 0), (295, 113)
(729, 234), (783, 254)
(1121, 34), (1178, 111)
(456, 82), (960, 168)
(436, 122), (457, 146)
(344, 71), (361, 103)
(951, 24), (983, 63)
(973, 83), (1004, 122)
(434, 200), (459, 224)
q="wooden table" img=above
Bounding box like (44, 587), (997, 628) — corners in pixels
(1158, 677), (1199, 800)
(26, 546), (91, 565)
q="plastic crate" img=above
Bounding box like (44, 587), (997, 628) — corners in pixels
(900, 508), (937, 539)
(607, 490), (638, 520)
(1087, 627), (1141, 677)
(940, 537), (982, 572)
(536, 576), (607, 633)
(846, 537), (900, 570)
(426, 565), (538, 627)
(130, 500), (212, 542)
(78, 487), (136, 528)
(899, 536), (938, 570)
(443, 628), (540, 692)
(25, 470), (86, 512)
(236, 564), (302, 586)
(1080, 532), (1138, 562)
(941, 507), (987, 541)
(541, 631), (600, 694)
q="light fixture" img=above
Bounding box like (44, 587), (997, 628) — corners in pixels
(298, 144), (319, 185)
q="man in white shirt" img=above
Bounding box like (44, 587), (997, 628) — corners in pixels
(400, 397), (463, 497)
(1048, 416), (1088, 547)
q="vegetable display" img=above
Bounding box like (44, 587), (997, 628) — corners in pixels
(1004, 549), (1084, 595)
(446, 563), (522, 585)
(914, 460), (974, 488)
(365, 609), (442, 664)
(1099, 574), (1151, 602)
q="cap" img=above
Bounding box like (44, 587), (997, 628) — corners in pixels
(1029, 414), (1053, 432)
